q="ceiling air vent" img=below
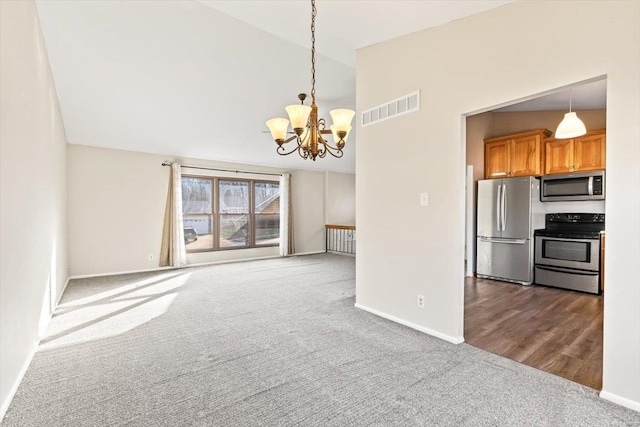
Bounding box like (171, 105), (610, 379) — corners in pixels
(361, 91), (420, 127)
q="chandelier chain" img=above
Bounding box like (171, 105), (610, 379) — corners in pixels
(311, 0), (316, 104)
(266, 0), (353, 161)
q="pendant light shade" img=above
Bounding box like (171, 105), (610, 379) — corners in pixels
(555, 112), (587, 139)
(266, 118), (290, 142)
(329, 109), (356, 131)
(285, 104), (312, 130)
(555, 88), (587, 139)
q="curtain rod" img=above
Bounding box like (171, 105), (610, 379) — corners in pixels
(161, 162), (282, 177)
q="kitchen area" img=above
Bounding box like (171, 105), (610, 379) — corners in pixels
(464, 79), (607, 390)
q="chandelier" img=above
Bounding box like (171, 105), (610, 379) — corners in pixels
(266, 0), (355, 161)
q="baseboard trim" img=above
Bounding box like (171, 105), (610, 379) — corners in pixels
(0, 342), (38, 421)
(187, 255), (281, 268)
(354, 303), (464, 345)
(1, 273), (71, 421)
(600, 390), (640, 412)
(69, 266), (176, 280)
(69, 252), (322, 280)
(292, 251), (326, 256)
(327, 250), (355, 257)
(56, 276), (70, 306)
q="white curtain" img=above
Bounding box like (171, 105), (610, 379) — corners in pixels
(279, 173), (294, 256)
(160, 163), (187, 267)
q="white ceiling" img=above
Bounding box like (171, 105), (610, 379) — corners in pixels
(197, 1), (515, 67)
(494, 79), (607, 112)
(35, 0), (515, 174)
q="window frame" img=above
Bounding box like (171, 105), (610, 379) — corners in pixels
(182, 174), (280, 253)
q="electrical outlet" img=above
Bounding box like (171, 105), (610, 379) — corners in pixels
(148, 254), (154, 261)
(417, 294), (425, 309)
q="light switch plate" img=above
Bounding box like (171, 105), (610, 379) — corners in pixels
(420, 192), (429, 206)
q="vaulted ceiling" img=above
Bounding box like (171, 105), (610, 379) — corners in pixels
(36, 1), (516, 173)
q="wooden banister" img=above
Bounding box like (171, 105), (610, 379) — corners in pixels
(325, 224), (356, 230)
(325, 225), (356, 255)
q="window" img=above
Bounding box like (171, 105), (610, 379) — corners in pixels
(182, 176), (280, 252)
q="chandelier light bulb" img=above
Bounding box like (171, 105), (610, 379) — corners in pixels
(266, 118), (290, 142)
(331, 124), (352, 145)
(329, 109), (356, 131)
(285, 105), (312, 131)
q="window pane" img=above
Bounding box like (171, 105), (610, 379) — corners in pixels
(255, 182), (280, 213)
(256, 214), (280, 245)
(219, 214), (249, 248)
(182, 178), (212, 214)
(219, 180), (249, 214)
(183, 214), (214, 250)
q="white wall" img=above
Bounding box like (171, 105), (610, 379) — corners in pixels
(0, 0), (69, 417)
(67, 145), (336, 276)
(356, 1), (639, 410)
(325, 172), (356, 226)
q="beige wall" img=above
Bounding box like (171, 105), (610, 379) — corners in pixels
(325, 172), (356, 226)
(290, 170), (327, 254)
(357, 0), (639, 409)
(491, 109), (606, 137)
(67, 144), (339, 276)
(465, 112), (493, 183)
(0, 0), (69, 417)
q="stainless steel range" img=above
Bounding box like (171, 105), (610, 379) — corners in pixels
(534, 213), (605, 294)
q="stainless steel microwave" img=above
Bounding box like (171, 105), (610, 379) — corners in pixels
(540, 170), (605, 202)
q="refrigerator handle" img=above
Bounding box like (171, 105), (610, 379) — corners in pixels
(496, 184), (502, 231)
(480, 237), (527, 244)
(501, 184), (507, 231)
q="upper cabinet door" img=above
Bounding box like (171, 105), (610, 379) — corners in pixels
(544, 129), (606, 175)
(484, 129), (551, 179)
(574, 131), (606, 171)
(511, 134), (542, 177)
(545, 138), (573, 175)
(485, 140), (510, 179)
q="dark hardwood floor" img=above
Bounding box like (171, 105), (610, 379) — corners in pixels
(464, 277), (603, 390)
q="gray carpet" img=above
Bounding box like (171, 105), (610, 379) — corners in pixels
(4, 254), (639, 426)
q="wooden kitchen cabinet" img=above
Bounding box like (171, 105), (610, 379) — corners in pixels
(484, 140), (510, 179)
(544, 128), (606, 175)
(484, 129), (552, 179)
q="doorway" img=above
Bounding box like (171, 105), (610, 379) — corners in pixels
(462, 78), (607, 390)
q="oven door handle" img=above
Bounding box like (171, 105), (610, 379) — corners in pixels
(536, 265), (599, 276)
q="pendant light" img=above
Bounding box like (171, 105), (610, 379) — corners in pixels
(555, 88), (587, 139)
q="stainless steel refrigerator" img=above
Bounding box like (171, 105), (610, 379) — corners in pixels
(476, 176), (544, 285)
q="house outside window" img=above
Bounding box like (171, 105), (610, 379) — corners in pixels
(181, 176), (280, 252)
